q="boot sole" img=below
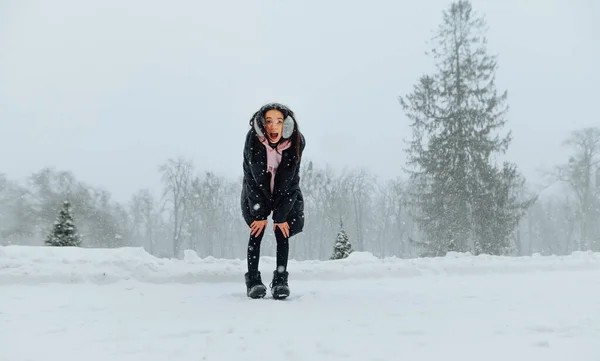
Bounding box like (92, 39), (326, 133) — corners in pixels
(272, 292), (289, 300)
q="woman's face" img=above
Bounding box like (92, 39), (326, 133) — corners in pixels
(264, 109), (284, 143)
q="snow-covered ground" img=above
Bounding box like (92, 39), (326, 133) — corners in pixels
(2, 246), (600, 361)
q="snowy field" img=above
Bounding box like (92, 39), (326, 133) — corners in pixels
(2, 246), (600, 361)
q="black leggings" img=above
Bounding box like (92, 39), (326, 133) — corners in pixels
(247, 226), (289, 273)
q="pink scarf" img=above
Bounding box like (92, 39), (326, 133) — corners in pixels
(258, 136), (291, 193)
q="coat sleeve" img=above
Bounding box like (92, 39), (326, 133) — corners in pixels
(272, 133), (305, 223)
(243, 134), (271, 221)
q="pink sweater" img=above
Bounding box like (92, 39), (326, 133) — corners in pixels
(258, 136), (291, 193)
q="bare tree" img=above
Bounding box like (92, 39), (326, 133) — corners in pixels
(0, 180), (36, 245)
(130, 189), (165, 255)
(186, 172), (225, 257)
(341, 168), (374, 252)
(159, 157), (194, 257)
(556, 127), (600, 250)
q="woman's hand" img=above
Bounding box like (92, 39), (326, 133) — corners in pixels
(274, 221), (290, 238)
(250, 220), (268, 237)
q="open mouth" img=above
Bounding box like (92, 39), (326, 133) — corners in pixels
(269, 132), (279, 139)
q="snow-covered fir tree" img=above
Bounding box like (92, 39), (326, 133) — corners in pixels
(45, 200), (82, 247)
(398, 0), (533, 256)
(331, 217), (353, 260)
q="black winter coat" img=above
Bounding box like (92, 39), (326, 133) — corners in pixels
(240, 128), (306, 238)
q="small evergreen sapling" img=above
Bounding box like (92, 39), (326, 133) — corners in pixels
(45, 200), (83, 247)
(331, 217), (353, 260)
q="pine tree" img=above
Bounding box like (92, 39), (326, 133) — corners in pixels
(398, 0), (532, 256)
(330, 217), (353, 260)
(45, 200), (83, 247)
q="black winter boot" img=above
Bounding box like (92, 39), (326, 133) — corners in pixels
(270, 270), (290, 299)
(245, 271), (267, 299)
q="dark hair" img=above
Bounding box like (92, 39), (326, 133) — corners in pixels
(249, 103), (303, 164)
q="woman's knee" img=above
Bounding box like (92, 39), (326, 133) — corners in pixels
(274, 226), (289, 242)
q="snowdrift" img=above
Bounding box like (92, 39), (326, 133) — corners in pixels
(1, 245), (600, 285)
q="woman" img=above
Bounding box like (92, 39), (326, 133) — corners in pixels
(241, 102), (306, 299)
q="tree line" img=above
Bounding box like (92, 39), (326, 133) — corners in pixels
(1, 0), (598, 259)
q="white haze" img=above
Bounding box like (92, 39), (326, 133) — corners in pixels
(0, 0), (598, 259)
(1, 0), (598, 202)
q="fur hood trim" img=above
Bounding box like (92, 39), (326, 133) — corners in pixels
(252, 103), (295, 140)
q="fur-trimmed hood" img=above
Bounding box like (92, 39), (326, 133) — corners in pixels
(250, 102), (296, 140)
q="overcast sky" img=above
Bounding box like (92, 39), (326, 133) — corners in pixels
(1, 0), (598, 203)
